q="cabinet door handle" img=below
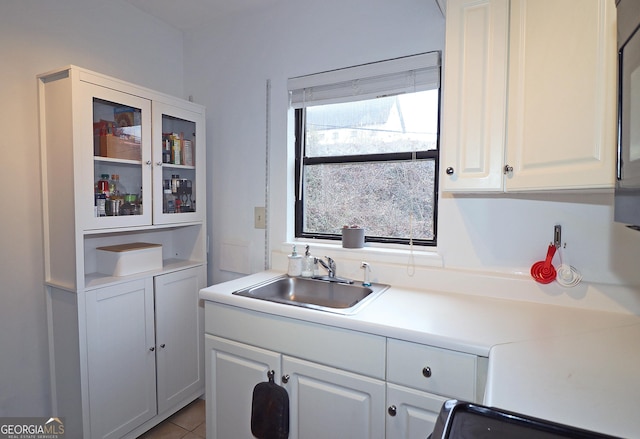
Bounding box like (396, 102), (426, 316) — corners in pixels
(282, 374), (290, 384)
(504, 164), (514, 174)
(445, 167), (455, 175)
(422, 366), (432, 378)
(149, 347), (155, 352)
(145, 160), (152, 166)
(388, 405), (397, 416)
(156, 161), (163, 166)
(160, 344), (166, 349)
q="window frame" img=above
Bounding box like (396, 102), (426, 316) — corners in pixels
(294, 97), (441, 246)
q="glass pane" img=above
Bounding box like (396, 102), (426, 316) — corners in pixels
(93, 98), (143, 217)
(161, 115), (197, 214)
(305, 90), (438, 157)
(303, 160), (435, 240)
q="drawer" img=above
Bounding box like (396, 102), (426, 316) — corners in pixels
(387, 338), (478, 400)
(205, 302), (386, 380)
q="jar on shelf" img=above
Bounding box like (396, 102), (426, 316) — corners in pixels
(163, 189), (175, 214)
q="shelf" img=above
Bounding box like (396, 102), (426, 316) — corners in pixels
(162, 163), (196, 171)
(82, 221), (203, 236)
(94, 156), (142, 166)
(84, 259), (204, 290)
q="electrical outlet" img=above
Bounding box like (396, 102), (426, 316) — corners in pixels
(254, 206), (266, 229)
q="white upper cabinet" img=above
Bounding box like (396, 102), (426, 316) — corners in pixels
(441, 0), (510, 191)
(40, 66), (206, 233)
(441, 0), (617, 192)
(151, 101), (205, 225)
(80, 82), (153, 230)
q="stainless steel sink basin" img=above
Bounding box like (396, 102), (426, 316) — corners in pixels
(232, 276), (389, 314)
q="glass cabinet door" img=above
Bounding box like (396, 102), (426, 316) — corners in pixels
(152, 101), (205, 225)
(81, 82), (152, 230)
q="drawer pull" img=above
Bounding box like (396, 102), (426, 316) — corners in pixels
(422, 366), (432, 378)
(388, 405), (397, 416)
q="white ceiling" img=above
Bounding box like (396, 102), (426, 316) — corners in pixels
(124, 0), (283, 31)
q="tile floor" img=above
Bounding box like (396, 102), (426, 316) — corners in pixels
(137, 398), (206, 439)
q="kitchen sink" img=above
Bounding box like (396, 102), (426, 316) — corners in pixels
(232, 275), (389, 315)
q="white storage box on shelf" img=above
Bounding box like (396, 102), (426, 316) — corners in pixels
(96, 242), (162, 276)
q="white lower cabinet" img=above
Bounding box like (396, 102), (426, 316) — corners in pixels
(385, 339), (487, 438)
(205, 335), (282, 439)
(204, 302), (487, 439)
(155, 268), (205, 414)
(284, 356), (385, 439)
(86, 279), (157, 439)
(54, 266), (205, 439)
(205, 335), (385, 439)
(385, 383), (448, 439)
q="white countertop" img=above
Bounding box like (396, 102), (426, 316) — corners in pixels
(486, 324), (640, 438)
(200, 270), (640, 437)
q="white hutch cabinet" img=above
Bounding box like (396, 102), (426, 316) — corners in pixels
(38, 66), (207, 439)
(440, 0), (617, 192)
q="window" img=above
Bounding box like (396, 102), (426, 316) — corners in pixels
(290, 52), (440, 246)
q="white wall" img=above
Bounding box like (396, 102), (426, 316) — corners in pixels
(0, 0), (184, 417)
(183, 0), (640, 309)
(184, 0), (447, 281)
(4, 0), (640, 419)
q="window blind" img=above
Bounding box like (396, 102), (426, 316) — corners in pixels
(288, 51), (441, 108)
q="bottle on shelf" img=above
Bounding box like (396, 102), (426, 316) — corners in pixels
(171, 174), (180, 195)
(162, 134), (171, 163)
(138, 186), (143, 214)
(97, 174), (110, 196)
(95, 174), (110, 217)
(171, 133), (182, 165)
(108, 174), (126, 216)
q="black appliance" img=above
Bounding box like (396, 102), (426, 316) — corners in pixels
(615, 0), (640, 230)
(429, 400), (620, 439)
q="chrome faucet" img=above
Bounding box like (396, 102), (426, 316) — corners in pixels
(316, 256), (336, 278)
(315, 257), (353, 284)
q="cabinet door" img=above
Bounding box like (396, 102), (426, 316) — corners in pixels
(283, 356), (385, 439)
(386, 383), (448, 439)
(155, 267), (205, 414)
(505, 0), (616, 191)
(205, 335), (282, 439)
(86, 279), (156, 439)
(79, 81), (152, 230)
(440, 0), (510, 191)
(152, 101), (205, 225)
